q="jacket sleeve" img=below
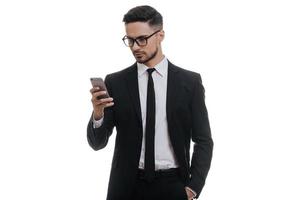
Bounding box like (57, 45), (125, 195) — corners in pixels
(187, 73), (213, 198)
(87, 74), (115, 151)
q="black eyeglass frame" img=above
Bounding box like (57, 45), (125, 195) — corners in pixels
(122, 30), (161, 47)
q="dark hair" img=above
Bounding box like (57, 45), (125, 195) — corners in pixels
(123, 5), (163, 28)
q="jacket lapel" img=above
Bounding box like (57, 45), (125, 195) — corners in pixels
(166, 61), (180, 121)
(125, 63), (142, 125)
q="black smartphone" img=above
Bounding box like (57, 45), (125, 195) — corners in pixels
(90, 77), (110, 100)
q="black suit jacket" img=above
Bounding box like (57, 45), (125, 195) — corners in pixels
(87, 61), (213, 200)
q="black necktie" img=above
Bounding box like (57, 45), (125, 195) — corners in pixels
(144, 68), (156, 182)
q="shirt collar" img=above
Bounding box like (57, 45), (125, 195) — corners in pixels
(137, 56), (168, 77)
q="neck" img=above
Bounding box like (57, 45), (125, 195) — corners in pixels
(144, 49), (164, 68)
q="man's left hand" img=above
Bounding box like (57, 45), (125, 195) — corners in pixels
(185, 187), (195, 200)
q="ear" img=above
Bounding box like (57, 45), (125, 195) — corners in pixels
(158, 30), (165, 42)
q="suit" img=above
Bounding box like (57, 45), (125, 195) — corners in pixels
(87, 60), (213, 199)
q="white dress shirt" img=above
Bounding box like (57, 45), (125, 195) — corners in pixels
(136, 56), (179, 170)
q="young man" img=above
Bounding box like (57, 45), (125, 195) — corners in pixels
(87, 5), (213, 200)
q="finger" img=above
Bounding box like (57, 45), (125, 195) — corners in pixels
(92, 91), (108, 99)
(104, 102), (114, 108)
(98, 97), (113, 103)
(93, 97), (114, 105)
(94, 100), (114, 107)
(90, 87), (100, 94)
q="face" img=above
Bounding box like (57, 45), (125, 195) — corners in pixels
(124, 22), (164, 64)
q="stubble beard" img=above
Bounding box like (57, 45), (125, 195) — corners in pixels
(134, 47), (158, 64)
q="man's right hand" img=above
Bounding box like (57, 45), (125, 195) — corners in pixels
(90, 87), (114, 120)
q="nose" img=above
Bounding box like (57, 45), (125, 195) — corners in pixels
(131, 41), (140, 51)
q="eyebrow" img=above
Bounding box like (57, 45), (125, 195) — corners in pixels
(126, 34), (148, 39)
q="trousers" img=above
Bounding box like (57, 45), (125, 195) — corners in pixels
(131, 168), (188, 200)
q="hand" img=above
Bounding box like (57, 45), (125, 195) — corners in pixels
(185, 187), (195, 200)
(90, 87), (114, 120)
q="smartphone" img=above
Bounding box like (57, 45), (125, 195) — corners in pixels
(90, 77), (110, 100)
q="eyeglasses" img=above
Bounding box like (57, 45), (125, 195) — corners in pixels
(122, 30), (161, 47)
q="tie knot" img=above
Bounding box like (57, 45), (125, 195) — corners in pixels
(147, 68), (156, 75)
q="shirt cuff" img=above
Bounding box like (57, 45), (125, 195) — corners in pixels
(93, 115), (104, 128)
(185, 186), (197, 198)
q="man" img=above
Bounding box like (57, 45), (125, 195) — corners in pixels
(87, 5), (213, 200)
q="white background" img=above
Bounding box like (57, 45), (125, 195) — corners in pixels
(0, 0), (299, 199)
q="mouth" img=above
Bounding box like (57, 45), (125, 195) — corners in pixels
(135, 54), (143, 58)
(134, 52), (145, 57)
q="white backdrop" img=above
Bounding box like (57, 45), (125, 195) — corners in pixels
(0, 0), (299, 199)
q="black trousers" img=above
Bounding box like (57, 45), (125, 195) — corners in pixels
(131, 168), (188, 200)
